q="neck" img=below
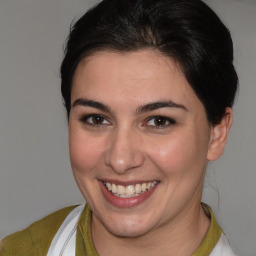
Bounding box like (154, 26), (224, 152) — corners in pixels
(91, 202), (210, 256)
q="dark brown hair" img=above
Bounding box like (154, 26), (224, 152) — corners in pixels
(61, 0), (238, 124)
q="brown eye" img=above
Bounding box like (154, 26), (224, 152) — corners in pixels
(79, 114), (110, 126)
(154, 117), (168, 126)
(91, 115), (105, 124)
(146, 116), (175, 128)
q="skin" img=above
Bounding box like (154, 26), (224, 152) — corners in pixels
(69, 50), (232, 256)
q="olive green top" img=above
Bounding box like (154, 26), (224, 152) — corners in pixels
(1, 203), (222, 256)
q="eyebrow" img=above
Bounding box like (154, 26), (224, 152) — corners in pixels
(137, 101), (188, 113)
(72, 98), (188, 113)
(72, 99), (112, 113)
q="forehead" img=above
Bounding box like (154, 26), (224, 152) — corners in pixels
(74, 50), (182, 83)
(71, 50), (201, 110)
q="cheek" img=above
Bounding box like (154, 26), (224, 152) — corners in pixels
(69, 128), (104, 175)
(147, 130), (209, 178)
(149, 140), (192, 176)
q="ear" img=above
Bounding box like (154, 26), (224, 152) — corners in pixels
(207, 107), (233, 161)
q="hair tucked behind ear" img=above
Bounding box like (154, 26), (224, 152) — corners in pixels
(61, 0), (238, 124)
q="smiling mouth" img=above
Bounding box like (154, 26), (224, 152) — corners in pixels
(103, 181), (159, 198)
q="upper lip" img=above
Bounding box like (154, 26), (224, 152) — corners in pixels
(99, 179), (159, 186)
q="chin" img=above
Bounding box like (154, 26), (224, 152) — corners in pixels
(107, 222), (152, 238)
(99, 211), (156, 238)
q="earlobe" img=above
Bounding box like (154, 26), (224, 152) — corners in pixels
(207, 107), (233, 161)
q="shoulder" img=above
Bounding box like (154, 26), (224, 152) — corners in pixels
(0, 205), (77, 256)
(210, 233), (237, 256)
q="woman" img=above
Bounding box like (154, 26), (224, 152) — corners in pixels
(1, 0), (238, 255)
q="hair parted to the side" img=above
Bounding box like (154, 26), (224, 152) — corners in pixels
(61, 0), (238, 124)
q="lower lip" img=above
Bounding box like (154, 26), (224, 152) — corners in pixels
(99, 181), (159, 208)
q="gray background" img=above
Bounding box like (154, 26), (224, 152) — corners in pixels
(0, 0), (255, 255)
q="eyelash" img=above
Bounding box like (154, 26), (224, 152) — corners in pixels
(79, 114), (176, 129)
(144, 116), (176, 129)
(79, 114), (111, 127)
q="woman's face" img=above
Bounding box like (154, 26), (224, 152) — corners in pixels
(69, 50), (213, 237)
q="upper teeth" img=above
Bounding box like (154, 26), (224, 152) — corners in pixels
(104, 181), (157, 198)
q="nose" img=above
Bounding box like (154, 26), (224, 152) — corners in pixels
(105, 128), (144, 174)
